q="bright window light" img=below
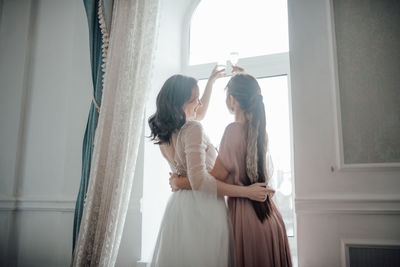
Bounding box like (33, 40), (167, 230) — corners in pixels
(190, 0), (289, 65)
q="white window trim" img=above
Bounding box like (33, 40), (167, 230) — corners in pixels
(183, 52), (290, 79)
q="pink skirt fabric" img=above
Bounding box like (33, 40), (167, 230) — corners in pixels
(227, 197), (292, 267)
(219, 122), (292, 267)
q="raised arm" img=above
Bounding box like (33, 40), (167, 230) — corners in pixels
(196, 65), (245, 121)
(195, 65), (225, 121)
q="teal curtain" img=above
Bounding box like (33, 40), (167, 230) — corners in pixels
(73, 0), (112, 251)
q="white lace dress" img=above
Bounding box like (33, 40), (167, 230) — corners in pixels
(148, 121), (234, 267)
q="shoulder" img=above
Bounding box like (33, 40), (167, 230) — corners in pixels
(219, 122), (245, 157)
(223, 122), (245, 137)
(220, 122), (246, 149)
(181, 120), (203, 133)
(179, 120), (204, 141)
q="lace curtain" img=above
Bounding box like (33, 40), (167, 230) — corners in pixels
(72, 0), (160, 265)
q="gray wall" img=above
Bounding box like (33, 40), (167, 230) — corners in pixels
(0, 0), (91, 265)
(289, 0), (400, 266)
(333, 0), (400, 164)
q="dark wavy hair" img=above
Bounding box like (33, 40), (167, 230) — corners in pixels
(148, 74), (198, 144)
(226, 73), (272, 222)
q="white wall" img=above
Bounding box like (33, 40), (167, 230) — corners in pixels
(288, 0), (400, 266)
(0, 0), (91, 266)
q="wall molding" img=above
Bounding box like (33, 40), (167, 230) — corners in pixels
(337, 162), (400, 172)
(0, 197), (141, 213)
(4, 196), (398, 214)
(328, 0), (400, 171)
(295, 196), (400, 215)
(0, 198), (76, 212)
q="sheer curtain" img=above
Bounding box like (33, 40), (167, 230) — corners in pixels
(72, 0), (160, 266)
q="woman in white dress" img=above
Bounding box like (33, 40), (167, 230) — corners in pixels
(147, 67), (269, 267)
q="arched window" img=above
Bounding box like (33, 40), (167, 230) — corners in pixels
(189, 0), (289, 65)
(141, 0), (296, 264)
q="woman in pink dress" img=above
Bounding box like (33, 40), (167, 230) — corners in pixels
(171, 73), (292, 267)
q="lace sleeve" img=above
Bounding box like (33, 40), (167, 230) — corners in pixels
(182, 121), (216, 194)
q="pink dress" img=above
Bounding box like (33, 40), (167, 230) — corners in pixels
(218, 122), (292, 267)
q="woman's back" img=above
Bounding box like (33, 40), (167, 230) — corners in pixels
(218, 122), (292, 267)
(150, 120), (233, 267)
(217, 122), (247, 186)
(161, 120), (218, 192)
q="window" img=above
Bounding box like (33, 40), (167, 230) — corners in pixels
(189, 0), (289, 65)
(141, 0), (296, 264)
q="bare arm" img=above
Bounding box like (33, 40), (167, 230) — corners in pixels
(195, 66), (225, 121)
(211, 157), (268, 200)
(170, 174), (268, 201)
(209, 157), (229, 181)
(196, 65), (245, 121)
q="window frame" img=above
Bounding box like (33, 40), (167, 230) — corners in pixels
(180, 0), (296, 244)
(138, 1), (296, 264)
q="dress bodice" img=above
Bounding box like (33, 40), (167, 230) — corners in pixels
(160, 121), (217, 192)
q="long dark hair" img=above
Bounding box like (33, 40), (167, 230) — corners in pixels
(148, 74), (197, 144)
(226, 73), (272, 222)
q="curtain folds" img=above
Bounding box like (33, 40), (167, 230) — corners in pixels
(73, 0), (113, 252)
(72, 0), (160, 265)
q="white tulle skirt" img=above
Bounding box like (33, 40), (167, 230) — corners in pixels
(148, 189), (234, 267)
